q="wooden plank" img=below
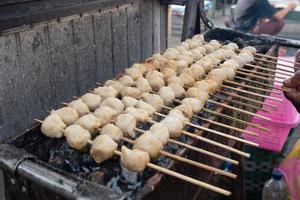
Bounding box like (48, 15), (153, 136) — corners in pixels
(160, 5), (168, 51)
(47, 21), (77, 106)
(111, 7), (128, 74)
(0, 34), (28, 140)
(72, 16), (96, 95)
(18, 26), (53, 124)
(93, 11), (114, 82)
(153, 0), (161, 53)
(181, 0), (198, 41)
(141, 0), (153, 60)
(127, 3), (142, 65)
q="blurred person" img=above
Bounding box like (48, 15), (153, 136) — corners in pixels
(283, 50), (300, 112)
(232, 0), (297, 35)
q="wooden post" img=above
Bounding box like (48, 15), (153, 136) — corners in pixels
(181, 0), (199, 41)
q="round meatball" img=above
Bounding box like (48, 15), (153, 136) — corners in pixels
(161, 116), (184, 138)
(93, 106), (118, 126)
(158, 86), (176, 105)
(41, 114), (66, 138)
(81, 93), (102, 111)
(101, 97), (124, 114)
(51, 107), (79, 126)
(149, 123), (170, 145)
(136, 77), (152, 93)
(68, 99), (90, 117)
(115, 114), (137, 138)
(75, 114), (101, 135)
(101, 123), (123, 142)
(64, 125), (91, 150)
(94, 86), (118, 99)
(118, 75), (135, 86)
(125, 67), (143, 81)
(90, 135), (118, 163)
(121, 146), (150, 172)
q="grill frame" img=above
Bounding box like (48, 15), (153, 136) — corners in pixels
(0, 28), (285, 200)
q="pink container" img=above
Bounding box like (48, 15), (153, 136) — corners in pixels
(243, 84), (300, 152)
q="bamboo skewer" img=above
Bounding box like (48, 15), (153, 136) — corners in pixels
(36, 118), (236, 192)
(213, 95), (271, 113)
(218, 90), (277, 110)
(234, 76), (289, 92)
(255, 57), (300, 70)
(202, 108), (269, 132)
(98, 144), (232, 196)
(182, 130), (250, 158)
(221, 85), (283, 102)
(145, 119), (251, 157)
(238, 68), (287, 80)
(121, 136), (237, 179)
(206, 99), (271, 121)
(236, 71), (283, 83)
(245, 63), (294, 76)
(193, 116), (259, 136)
(253, 62), (295, 74)
(255, 53), (300, 66)
(154, 112), (259, 147)
(133, 127), (239, 165)
(224, 80), (281, 95)
(161, 105), (260, 136)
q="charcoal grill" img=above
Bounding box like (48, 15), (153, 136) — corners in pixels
(1, 0), (300, 200)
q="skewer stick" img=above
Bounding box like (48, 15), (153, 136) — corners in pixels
(236, 71), (283, 83)
(154, 112), (259, 147)
(214, 94), (270, 113)
(238, 68), (287, 80)
(194, 116), (258, 136)
(245, 63), (294, 76)
(41, 126), (232, 195)
(167, 139), (239, 165)
(234, 76), (289, 92)
(82, 145), (231, 196)
(133, 127), (239, 165)
(214, 95), (271, 113)
(255, 57), (300, 70)
(218, 90), (277, 110)
(255, 53), (300, 66)
(202, 108), (269, 132)
(121, 136), (237, 179)
(253, 62), (296, 74)
(206, 99), (271, 121)
(120, 149), (232, 196)
(147, 116), (252, 157)
(161, 105), (260, 135)
(221, 85), (283, 102)
(224, 80), (281, 95)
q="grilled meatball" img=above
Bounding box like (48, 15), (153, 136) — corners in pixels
(168, 109), (189, 124)
(68, 99), (90, 117)
(121, 146), (150, 172)
(136, 100), (156, 115)
(124, 107), (150, 123)
(181, 98), (204, 113)
(125, 67), (143, 81)
(140, 93), (164, 111)
(149, 123), (170, 145)
(90, 135), (118, 163)
(41, 114), (66, 138)
(122, 96), (139, 108)
(64, 125), (91, 150)
(118, 75), (135, 86)
(104, 80), (123, 93)
(101, 123), (123, 142)
(167, 76), (184, 87)
(115, 114), (137, 138)
(133, 131), (163, 160)
(81, 93), (102, 111)
(136, 77), (152, 93)
(120, 86), (141, 99)
(51, 107), (79, 126)
(168, 82), (185, 99)
(158, 86), (176, 105)
(94, 86), (118, 99)
(101, 97), (124, 114)
(75, 113), (101, 135)
(160, 68), (177, 80)
(131, 63), (147, 74)
(174, 104), (193, 119)
(93, 106), (118, 126)
(161, 116), (184, 138)
(209, 39), (222, 49)
(146, 74), (165, 92)
(179, 73), (195, 88)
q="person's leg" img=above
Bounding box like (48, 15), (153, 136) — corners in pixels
(252, 19), (285, 35)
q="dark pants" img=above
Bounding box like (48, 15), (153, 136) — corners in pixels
(252, 19), (285, 35)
